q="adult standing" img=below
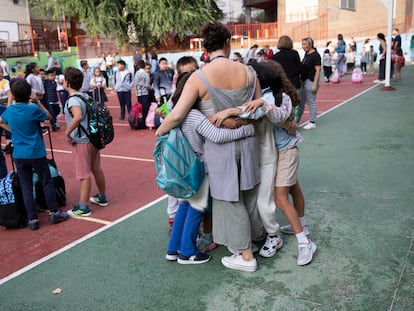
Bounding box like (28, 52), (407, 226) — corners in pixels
(297, 37), (321, 130)
(335, 34), (346, 75)
(113, 60), (133, 121)
(375, 33), (387, 82)
(392, 28), (401, 51)
(272, 35), (301, 90)
(156, 21), (263, 272)
(272, 35), (302, 122)
(42, 27), (50, 50)
(410, 35), (414, 64)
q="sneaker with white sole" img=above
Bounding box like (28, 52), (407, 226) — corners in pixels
(221, 254), (257, 272)
(297, 240), (317, 266)
(303, 122), (316, 130)
(280, 224), (309, 236)
(165, 251), (179, 261)
(67, 205), (91, 217)
(259, 235), (284, 258)
(177, 252), (211, 265)
(89, 194), (108, 207)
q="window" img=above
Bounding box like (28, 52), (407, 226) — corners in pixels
(339, 0), (356, 11)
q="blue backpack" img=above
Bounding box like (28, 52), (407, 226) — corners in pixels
(153, 128), (204, 199)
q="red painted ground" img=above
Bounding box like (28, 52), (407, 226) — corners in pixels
(0, 72), (378, 280)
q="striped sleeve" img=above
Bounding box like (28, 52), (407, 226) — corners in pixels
(263, 92), (292, 124)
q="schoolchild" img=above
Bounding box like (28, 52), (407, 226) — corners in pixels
(44, 69), (60, 131)
(394, 47), (405, 81)
(0, 79), (69, 230)
(113, 60), (134, 121)
(64, 67), (108, 217)
(166, 72), (256, 264)
(90, 67), (108, 103)
(267, 61), (317, 266)
(322, 49), (333, 83)
(134, 60), (151, 121)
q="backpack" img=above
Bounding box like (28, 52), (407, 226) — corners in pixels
(69, 94), (114, 150)
(129, 102), (146, 130)
(330, 69), (340, 83)
(153, 128), (205, 199)
(351, 67), (363, 83)
(145, 102), (158, 129)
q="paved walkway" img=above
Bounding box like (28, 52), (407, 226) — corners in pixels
(0, 66), (413, 310)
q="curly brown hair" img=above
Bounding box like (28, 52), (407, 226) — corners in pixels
(263, 60), (300, 107)
(201, 21), (231, 53)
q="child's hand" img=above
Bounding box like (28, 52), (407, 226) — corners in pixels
(242, 98), (264, 112)
(210, 110), (232, 127)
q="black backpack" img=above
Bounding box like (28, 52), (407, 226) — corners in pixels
(69, 94), (114, 149)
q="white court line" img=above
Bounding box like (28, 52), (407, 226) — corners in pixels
(47, 149), (154, 163)
(0, 195), (168, 285)
(388, 232), (414, 311)
(0, 84), (378, 285)
(300, 84), (378, 127)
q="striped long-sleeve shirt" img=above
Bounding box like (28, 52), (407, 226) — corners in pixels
(180, 109), (255, 160)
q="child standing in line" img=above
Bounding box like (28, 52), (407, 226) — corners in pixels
(394, 48), (405, 81)
(267, 61), (317, 266)
(56, 70), (68, 117)
(90, 67), (108, 104)
(0, 79), (69, 230)
(44, 69), (60, 131)
(323, 49), (333, 83)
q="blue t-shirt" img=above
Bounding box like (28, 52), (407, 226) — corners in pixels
(1, 103), (46, 159)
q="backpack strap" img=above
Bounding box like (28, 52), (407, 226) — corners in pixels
(66, 94), (90, 139)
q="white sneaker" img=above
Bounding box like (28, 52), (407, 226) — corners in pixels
(280, 224), (310, 236)
(373, 79), (385, 83)
(259, 235), (283, 258)
(221, 254), (257, 272)
(297, 240), (317, 266)
(303, 122), (316, 130)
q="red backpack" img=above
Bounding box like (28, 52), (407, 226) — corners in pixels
(128, 103), (146, 130)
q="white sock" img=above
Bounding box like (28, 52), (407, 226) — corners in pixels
(299, 217), (307, 227)
(296, 232), (309, 245)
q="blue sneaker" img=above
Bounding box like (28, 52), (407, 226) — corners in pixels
(177, 252), (211, 265)
(89, 194), (108, 207)
(49, 210), (70, 223)
(28, 219), (40, 230)
(68, 205), (91, 217)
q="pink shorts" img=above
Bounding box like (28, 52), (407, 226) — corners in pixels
(72, 143), (102, 180)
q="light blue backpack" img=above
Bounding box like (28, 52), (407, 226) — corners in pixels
(153, 128), (205, 199)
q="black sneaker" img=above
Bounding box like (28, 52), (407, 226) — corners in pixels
(177, 252), (211, 265)
(49, 210), (70, 223)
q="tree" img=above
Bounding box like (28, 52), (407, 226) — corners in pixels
(29, 0), (223, 48)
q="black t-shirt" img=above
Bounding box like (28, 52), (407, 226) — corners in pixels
(272, 49), (302, 89)
(301, 51), (321, 82)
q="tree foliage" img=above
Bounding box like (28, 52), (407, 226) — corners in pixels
(29, 0), (223, 47)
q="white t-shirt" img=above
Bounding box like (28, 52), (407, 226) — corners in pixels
(0, 78), (10, 100)
(0, 60), (9, 77)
